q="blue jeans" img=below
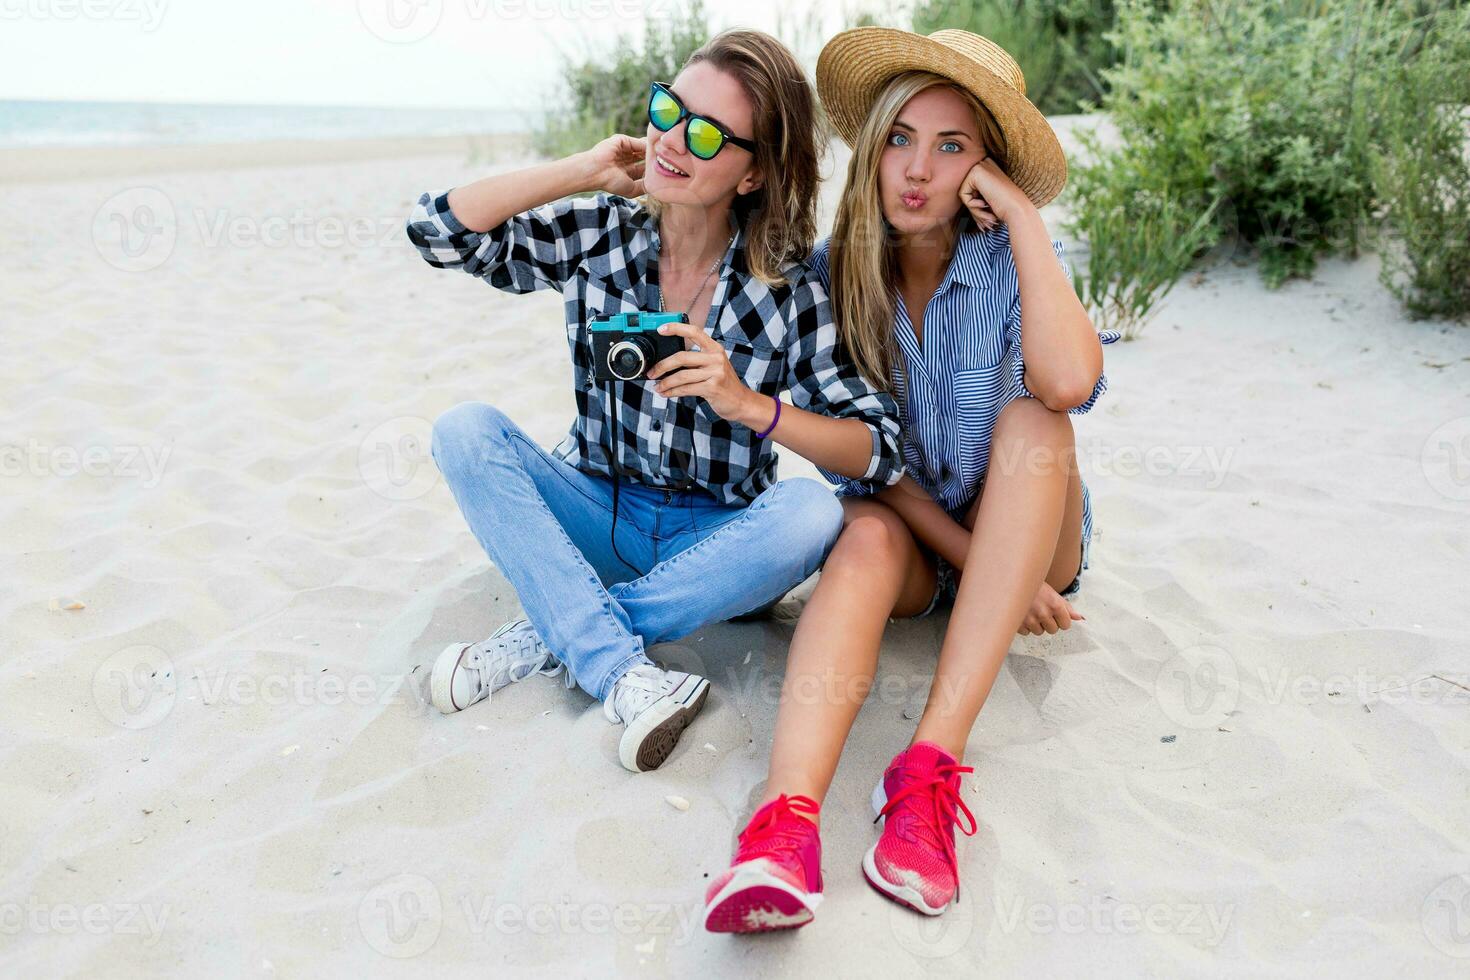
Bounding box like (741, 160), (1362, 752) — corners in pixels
(429, 401), (845, 700)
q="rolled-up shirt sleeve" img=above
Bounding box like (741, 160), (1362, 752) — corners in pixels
(1003, 237), (1121, 414)
(780, 273), (905, 489)
(404, 189), (615, 293)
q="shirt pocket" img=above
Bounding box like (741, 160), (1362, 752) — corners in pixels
(950, 327), (1011, 375)
(693, 328), (786, 432)
(951, 361), (1010, 483)
(711, 328), (785, 395)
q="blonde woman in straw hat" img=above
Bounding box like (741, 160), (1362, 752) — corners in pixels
(703, 28), (1120, 931)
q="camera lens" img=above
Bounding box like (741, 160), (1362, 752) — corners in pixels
(608, 339), (650, 381)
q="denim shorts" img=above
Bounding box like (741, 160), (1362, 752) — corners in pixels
(913, 532), (1090, 620)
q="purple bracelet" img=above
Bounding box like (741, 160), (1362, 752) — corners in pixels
(755, 395), (781, 438)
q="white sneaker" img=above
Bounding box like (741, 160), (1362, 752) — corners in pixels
(430, 619), (571, 714)
(604, 663), (710, 773)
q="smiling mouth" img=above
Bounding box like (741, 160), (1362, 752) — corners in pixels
(655, 155), (690, 178)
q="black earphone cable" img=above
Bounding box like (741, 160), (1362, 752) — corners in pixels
(605, 377), (646, 579)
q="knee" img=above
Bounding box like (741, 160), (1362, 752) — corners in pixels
(992, 397), (1075, 473)
(767, 478), (845, 555)
(430, 401), (514, 473)
(828, 513), (907, 571)
(995, 395), (1071, 439)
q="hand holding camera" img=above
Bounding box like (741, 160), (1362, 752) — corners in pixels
(589, 312), (772, 430)
(648, 319), (771, 429)
(590, 312), (688, 382)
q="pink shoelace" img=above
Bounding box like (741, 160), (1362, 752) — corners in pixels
(736, 794), (820, 863)
(877, 764), (978, 890)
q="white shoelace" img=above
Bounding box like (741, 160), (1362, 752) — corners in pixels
(603, 662), (672, 725)
(465, 622), (574, 699)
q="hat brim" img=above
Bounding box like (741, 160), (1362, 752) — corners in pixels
(816, 26), (1067, 209)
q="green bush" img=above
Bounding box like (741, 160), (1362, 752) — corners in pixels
(533, 1), (710, 160)
(911, 0), (1151, 116)
(1068, 168), (1223, 339)
(1371, 6), (1470, 320)
(1065, 0), (1470, 332)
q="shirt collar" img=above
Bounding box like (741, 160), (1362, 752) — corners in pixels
(946, 222), (1007, 290)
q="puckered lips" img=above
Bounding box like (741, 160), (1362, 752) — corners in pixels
(900, 188), (928, 210)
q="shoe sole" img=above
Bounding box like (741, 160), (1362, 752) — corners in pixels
(704, 865), (819, 933)
(860, 845), (948, 917)
(430, 642), (471, 714)
(430, 621), (523, 715)
(618, 674), (710, 772)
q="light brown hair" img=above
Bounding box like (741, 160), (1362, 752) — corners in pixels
(645, 29), (820, 287)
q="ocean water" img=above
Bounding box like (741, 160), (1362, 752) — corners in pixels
(0, 99), (529, 148)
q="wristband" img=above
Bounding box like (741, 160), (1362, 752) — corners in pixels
(754, 395), (781, 438)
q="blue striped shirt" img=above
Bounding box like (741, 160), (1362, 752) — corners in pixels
(810, 223), (1120, 569)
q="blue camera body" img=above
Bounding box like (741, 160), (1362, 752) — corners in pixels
(589, 311), (688, 382)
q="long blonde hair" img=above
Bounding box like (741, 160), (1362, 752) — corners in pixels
(829, 71), (1006, 390)
(644, 29), (820, 287)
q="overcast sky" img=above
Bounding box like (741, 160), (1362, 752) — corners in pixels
(0, 0), (873, 107)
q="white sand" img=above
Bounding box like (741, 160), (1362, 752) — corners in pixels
(2, 120), (1469, 976)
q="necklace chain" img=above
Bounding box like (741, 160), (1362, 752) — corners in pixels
(658, 232), (735, 316)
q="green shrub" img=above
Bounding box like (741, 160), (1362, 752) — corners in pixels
(911, 0), (1150, 116)
(1067, 156), (1223, 339)
(1371, 5), (1470, 320)
(1065, 0), (1470, 331)
(533, 1), (710, 160)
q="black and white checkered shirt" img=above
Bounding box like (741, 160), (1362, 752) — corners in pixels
(406, 190), (904, 506)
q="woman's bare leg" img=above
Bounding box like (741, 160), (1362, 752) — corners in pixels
(761, 498), (937, 819)
(961, 434), (1085, 594)
(914, 397), (1085, 757)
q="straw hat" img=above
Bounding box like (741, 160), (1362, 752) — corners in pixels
(816, 27), (1067, 208)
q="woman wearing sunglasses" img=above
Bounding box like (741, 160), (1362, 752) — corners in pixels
(702, 28), (1120, 932)
(405, 30), (904, 773)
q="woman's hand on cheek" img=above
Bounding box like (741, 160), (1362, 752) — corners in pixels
(960, 156), (1030, 230)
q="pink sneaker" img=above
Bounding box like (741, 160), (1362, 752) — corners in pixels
(862, 742), (977, 915)
(704, 794), (823, 933)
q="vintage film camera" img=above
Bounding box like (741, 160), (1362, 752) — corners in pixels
(588, 311), (688, 382)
